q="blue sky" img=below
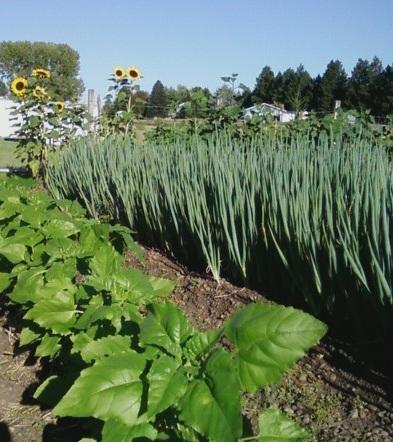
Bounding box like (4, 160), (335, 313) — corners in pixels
(1, 0), (392, 101)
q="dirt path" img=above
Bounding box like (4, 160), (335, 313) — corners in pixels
(0, 246), (392, 441)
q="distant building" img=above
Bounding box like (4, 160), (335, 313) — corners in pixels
(87, 89), (101, 119)
(243, 103), (296, 123)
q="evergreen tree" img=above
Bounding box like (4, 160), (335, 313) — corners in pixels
(311, 75), (323, 111)
(374, 64), (393, 116)
(347, 57), (383, 112)
(253, 66), (275, 103)
(272, 72), (284, 107)
(318, 60), (347, 112)
(280, 69), (298, 110)
(146, 80), (168, 118)
(279, 65), (313, 111)
(293, 64), (314, 111)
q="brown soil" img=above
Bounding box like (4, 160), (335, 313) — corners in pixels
(0, 246), (392, 441)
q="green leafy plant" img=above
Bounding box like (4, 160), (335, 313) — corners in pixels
(0, 177), (326, 441)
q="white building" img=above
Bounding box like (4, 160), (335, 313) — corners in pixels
(0, 98), (19, 138)
(243, 103), (296, 123)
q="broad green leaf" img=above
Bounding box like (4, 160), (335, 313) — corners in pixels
(76, 303), (123, 332)
(179, 349), (242, 442)
(147, 354), (187, 418)
(258, 408), (311, 441)
(110, 267), (156, 303)
(42, 219), (80, 238)
(35, 334), (61, 358)
(53, 351), (146, 425)
(40, 277), (76, 301)
(79, 226), (101, 257)
(225, 303), (327, 391)
(140, 303), (194, 357)
(0, 188), (21, 203)
(45, 237), (79, 259)
(57, 198), (86, 217)
(0, 202), (18, 220)
(24, 298), (77, 334)
(10, 263), (28, 276)
(109, 224), (144, 261)
(33, 375), (58, 400)
(184, 329), (222, 362)
(89, 243), (122, 279)
(81, 335), (131, 363)
(28, 242), (46, 266)
(45, 259), (77, 280)
(102, 420), (157, 442)
(19, 325), (41, 346)
(8, 226), (44, 247)
(0, 242), (26, 264)
(9, 267), (45, 304)
(20, 205), (45, 227)
(148, 275), (176, 298)
(0, 272), (11, 292)
(1, 217), (21, 236)
(121, 302), (143, 324)
(71, 331), (94, 354)
(75, 285), (96, 302)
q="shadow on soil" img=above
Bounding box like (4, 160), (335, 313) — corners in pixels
(0, 422), (11, 442)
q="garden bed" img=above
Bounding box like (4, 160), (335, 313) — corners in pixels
(1, 245), (392, 441)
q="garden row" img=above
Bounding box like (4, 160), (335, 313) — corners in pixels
(0, 176), (326, 441)
(47, 130), (393, 338)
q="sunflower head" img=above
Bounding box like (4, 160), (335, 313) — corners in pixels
(11, 77), (28, 97)
(114, 66), (126, 81)
(32, 68), (51, 79)
(127, 66), (142, 81)
(33, 86), (49, 101)
(54, 101), (65, 112)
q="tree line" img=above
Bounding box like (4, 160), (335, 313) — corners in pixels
(1, 42), (391, 118)
(107, 57), (392, 119)
(252, 58), (393, 115)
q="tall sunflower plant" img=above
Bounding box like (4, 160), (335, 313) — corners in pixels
(9, 69), (89, 181)
(100, 66), (143, 138)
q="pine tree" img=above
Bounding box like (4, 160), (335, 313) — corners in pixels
(318, 60), (347, 112)
(374, 64), (393, 116)
(347, 57), (383, 112)
(253, 66), (275, 103)
(311, 75), (323, 111)
(146, 80), (168, 118)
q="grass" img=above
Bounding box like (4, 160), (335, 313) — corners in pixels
(0, 139), (20, 167)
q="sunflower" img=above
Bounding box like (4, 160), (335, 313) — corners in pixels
(11, 77), (28, 97)
(54, 101), (65, 112)
(127, 66), (142, 80)
(114, 66), (126, 81)
(32, 68), (51, 79)
(33, 86), (49, 100)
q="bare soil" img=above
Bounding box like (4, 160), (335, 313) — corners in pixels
(0, 246), (392, 441)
